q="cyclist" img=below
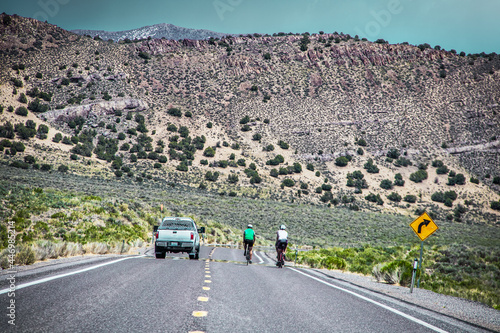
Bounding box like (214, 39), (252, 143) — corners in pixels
(275, 224), (288, 266)
(243, 224), (255, 264)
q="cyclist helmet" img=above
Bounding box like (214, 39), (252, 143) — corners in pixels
(280, 224), (286, 230)
(247, 224), (253, 228)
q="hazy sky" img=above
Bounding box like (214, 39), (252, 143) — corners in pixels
(2, 0), (499, 54)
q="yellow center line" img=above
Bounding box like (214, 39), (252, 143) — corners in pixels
(205, 275), (211, 278)
(203, 286), (210, 291)
(204, 280), (212, 283)
(198, 296), (209, 302)
(192, 311), (207, 317)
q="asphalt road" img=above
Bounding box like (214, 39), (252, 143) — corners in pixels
(0, 246), (492, 333)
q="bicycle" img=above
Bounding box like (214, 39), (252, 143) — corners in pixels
(277, 248), (285, 268)
(244, 245), (252, 265)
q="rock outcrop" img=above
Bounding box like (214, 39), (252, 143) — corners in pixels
(40, 99), (148, 123)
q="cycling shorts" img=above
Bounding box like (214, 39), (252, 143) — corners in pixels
(276, 240), (287, 250)
(244, 239), (254, 247)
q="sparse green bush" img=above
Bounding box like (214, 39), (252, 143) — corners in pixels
(364, 158), (379, 173)
(335, 156), (349, 167)
(387, 192), (401, 202)
(356, 138), (367, 146)
(380, 179), (393, 190)
(239, 115), (250, 124)
(404, 195), (417, 203)
(410, 170), (428, 183)
(168, 108), (182, 117)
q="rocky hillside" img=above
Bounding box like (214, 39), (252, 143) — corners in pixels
(71, 23), (230, 42)
(1, 13), (499, 224)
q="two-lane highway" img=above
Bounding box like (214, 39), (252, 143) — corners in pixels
(0, 246), (491, 332)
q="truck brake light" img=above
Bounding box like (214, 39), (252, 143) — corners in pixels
(190, 232), (194, 240)
(155, 232), (158, 239)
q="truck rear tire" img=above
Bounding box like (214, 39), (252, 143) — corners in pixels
(155, 252), (166, 259)
(189, 248), (198, 260)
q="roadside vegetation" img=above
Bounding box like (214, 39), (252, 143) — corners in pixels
(290, 244), (500, 310)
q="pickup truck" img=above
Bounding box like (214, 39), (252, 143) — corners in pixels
(154, 217), (204, 259)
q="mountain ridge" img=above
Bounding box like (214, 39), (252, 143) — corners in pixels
(1, 13), (499, 224)
(71, 23), (231, 41)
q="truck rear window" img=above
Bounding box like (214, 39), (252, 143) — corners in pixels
(159, 219), (194, 230)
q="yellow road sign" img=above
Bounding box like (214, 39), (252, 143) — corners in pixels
(410, 212), (439, 241)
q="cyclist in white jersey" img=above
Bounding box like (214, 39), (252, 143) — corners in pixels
(275, 224), (288, 265)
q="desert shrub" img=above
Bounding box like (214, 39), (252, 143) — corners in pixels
(380, 179), (393, 190)
(203, 146), (215, 157)
(239, 115), (250, 124)
(252, 133), (262, 141)
(491, 201), (500, 211)
(28, 98), (49, 113)
(449, 173), (466, 185)
(394, 157), (412, 167)
(53, 133), (62, 143)
(241, 124), (251, 132)
(278, 140), (289, 149)
(394, 173), (405, 186)
(335, 156), (349, 167)
(167, 108), (182, 117)
(410, 170), (428, 183)
(263, 144), (274, 152)
(386, 148), (400, 159)
(321, 184), (332, 191)
(227, 174), (239, 184)
(24, 155), (36, 164)
(356, 138), (367, 146)
(320, 191), (333, 203)
(432, 160), (444, 167)
(10, 161), (29, 169)
(15, 245), (36, 265)
(58, 165), (69, 173)
(11, 78), (23, 87)
(15, 123), (36, 139)
(18, 93), (27, 103)
(176, 161), (188, 172)
(365, 193), (384, 205)
(205, 171), (220, 182)
(40, 164), (52, 171)
(436, 165), (449, 174)
(364, 158), (379, 173)
(373, 260), (414, 286)
(404, 195), (417, 203)
(322, 256), (347, 270)
(387, 192), (401, 202)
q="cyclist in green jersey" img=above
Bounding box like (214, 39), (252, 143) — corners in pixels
(243, 224), (256, 263)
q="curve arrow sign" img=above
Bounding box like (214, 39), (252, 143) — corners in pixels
(417, 219), (430, 233)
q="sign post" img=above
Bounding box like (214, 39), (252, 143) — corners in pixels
(410, 258), (418, 293)
(409, 212), (439, 290)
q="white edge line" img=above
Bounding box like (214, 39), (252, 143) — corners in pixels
(289, 267), (449, 333)
(0, 255), (145, 295)
(253, 251), (263, 264)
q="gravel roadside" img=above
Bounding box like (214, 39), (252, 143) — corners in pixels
(310, 267), (500, 332)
